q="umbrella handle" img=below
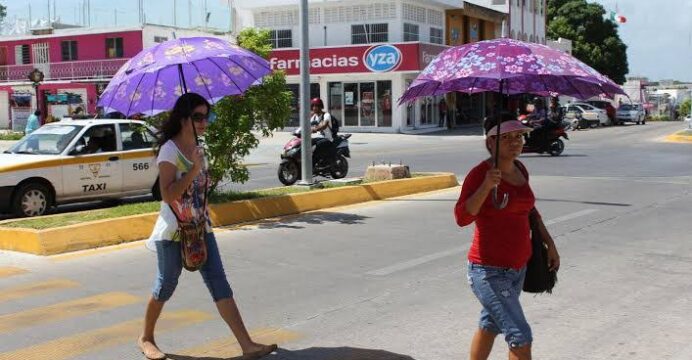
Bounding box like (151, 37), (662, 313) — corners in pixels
(492, 186), (509, 209)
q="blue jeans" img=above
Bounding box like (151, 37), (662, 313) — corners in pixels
(152, 232), (233, 302)
(467, 262), (532, 348)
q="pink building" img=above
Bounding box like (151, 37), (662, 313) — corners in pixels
(0, 25), (232, 130)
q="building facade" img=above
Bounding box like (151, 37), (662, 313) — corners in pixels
(248, 0), (459, 133)
(0, 24), (231, 130)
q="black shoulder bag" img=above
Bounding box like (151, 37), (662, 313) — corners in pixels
(523, 207), (558, 293)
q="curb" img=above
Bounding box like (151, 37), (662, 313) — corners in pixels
(0, 173), (459, 255)
(664, 130), (692, 143)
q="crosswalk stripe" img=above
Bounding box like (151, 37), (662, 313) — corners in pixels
(0, 267), (27, 278)
(0, 292), (140, 333)
(0, 310), (212, 360)
(0, 279), (80, 304)
(176, 327), (301, 358)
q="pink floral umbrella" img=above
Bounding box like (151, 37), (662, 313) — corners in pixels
(400, 38), (626, 208)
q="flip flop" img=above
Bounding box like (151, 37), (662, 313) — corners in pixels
(138, 337), (167, 360)
(239, 344), (278, 360)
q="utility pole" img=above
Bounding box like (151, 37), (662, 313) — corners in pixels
(47, 0), (50, 25)
(298, 0), (313, 186)
(173, 0), (177, 27)
(188, 0), (192, 28)
(28, 4), (32, 28)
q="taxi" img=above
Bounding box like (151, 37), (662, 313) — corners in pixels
(0, 119), (160, 217)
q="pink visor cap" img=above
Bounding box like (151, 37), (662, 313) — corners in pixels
(485, 120), (533, 138)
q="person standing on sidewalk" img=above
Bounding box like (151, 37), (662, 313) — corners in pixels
(454, 114), (560, 360)
(25, 110), (41, 135)
(139, 93), (277, 360)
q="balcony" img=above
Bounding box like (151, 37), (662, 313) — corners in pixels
(0, 58), (130, 83)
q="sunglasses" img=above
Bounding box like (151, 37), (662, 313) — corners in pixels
(190, 112), (209, 123)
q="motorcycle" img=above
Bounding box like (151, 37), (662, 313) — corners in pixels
(520, 117), (569, 156)
(277, 128), (351, 186)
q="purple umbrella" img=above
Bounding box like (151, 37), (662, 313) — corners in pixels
(400, 38), (625, 208)
(400, 38), (624, 103)
(98, 37), (271, 117)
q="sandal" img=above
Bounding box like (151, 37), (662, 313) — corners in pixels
(239, 344), (278, 360)
(138, 336), (167, 360)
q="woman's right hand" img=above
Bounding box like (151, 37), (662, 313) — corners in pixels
(190, 147), (205, 174)
(482, 168), (502, 191)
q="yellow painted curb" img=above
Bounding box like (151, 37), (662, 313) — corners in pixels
(0, 173), (458, 255)
(664, 130), (692, 143)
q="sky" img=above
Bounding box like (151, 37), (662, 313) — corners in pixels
(3, 0), (692, 82)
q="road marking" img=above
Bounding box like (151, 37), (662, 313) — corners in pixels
(0, 279), (80, 304)
(544, 209), (598, 225)
(0, 292), (140, 333)
(367, 209), (599, 277)
(0, 310), (212, 360)
(176, 328), (301, 358)
(366, 247), (467, 276)
(0, 267), (27, 278)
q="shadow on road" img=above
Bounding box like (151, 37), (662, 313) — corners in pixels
(166, 346), (417, 360)
(536, 198), (631, 207)
(234, 211), (371, 230)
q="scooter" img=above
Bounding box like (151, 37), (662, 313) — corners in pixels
(521, 117), (569, 156)
(277, 128), (352, 186)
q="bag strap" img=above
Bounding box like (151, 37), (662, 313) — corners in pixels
(514, 160), (529, 179)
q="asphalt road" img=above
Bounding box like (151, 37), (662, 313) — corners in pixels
(0, 122), (690, 359)
(1, 122), (687, 219)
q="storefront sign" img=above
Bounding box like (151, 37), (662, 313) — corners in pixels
(270, 42), (447, 76)
(363, 45), (402, 73)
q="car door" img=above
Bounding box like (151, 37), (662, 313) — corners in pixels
(118, 122), (158, 193)
(61, 124), (123, 200)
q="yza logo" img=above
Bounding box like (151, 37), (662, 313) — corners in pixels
(363, 45), (402, 73)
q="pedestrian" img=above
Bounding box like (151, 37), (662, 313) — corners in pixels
(25, 110), (41, 135)
(439, 97), (447, 127)
(454, 114), (560, 360)
(139, 93), (277, 360)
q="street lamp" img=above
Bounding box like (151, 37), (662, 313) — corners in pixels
(28, 69), (45, 124)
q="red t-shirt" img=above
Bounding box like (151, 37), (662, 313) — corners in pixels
(454, 160), (536, 269)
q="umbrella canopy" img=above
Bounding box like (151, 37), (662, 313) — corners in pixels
(98, 37), (271, 116)
(399, 38), (625, 104)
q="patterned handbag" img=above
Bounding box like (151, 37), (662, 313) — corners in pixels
(170, 173), (209, 272)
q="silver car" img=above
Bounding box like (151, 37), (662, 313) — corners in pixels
(616, 103), (646, 125)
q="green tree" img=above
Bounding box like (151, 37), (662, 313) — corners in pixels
(205, 28), (292, 192)
(547, 0), (629, 84)
(679, 99), (691, 119)
(0, 3), (6, 24)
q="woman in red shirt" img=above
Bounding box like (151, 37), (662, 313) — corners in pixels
(455, 115), (560, 360)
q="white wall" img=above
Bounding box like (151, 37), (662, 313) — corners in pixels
(248, 0), (449, 48)
(142, 25), (235, 49)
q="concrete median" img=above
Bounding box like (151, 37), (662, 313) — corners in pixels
(0, 173), (459, 255)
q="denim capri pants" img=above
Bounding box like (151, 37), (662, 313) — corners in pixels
(152, 232), (233, 302)
(467, 262), (532, 348)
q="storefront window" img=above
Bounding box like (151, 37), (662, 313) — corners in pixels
(329, 81), (393, 127)
(343, 83), (359, 126)
(359, 82), (375, 126)
(377, 81), (392, 127)
(287, 83), (320, 127)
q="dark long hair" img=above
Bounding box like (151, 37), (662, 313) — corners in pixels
(156, 93), (210, 153)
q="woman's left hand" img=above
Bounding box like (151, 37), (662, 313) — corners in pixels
(547, 245), (560, 272)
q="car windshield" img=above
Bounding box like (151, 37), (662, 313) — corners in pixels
(589, 102), (606, 109)
(620, 104), (633, 110)
(6, 125), (83, 155)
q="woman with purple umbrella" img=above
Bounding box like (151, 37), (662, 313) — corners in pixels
(139, 93), (277, 360)
(455, 114), (560, 360)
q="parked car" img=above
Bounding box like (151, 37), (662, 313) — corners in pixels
(564, 103), (608, 127)
(585, 100), (616, 125)
(616, 103), (646, 125)
(0, 119), (160, 217)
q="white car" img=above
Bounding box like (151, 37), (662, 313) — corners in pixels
(565, 103), (609, 127)
(0, 119), (160, 217)
(616, 103), (646, 125)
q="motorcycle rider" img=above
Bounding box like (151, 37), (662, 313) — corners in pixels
(309, 98), (337, 169)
